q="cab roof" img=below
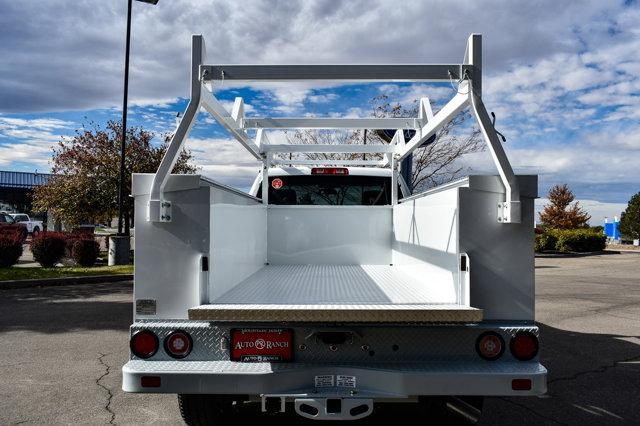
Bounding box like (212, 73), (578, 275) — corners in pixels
(268, 167), (392, 177)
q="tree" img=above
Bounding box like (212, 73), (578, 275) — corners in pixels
(619, 192), (640, 240)
(539, 184), (590, 229)
(285, 95), (483, 192)
(33, 121), (196, 233)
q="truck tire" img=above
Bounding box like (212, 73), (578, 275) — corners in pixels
(178, 394), (249, 425)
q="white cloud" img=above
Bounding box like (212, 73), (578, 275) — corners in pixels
(0, 0), (639, 205)
(535, 198), (626, 226)
(0, 141), (51, 167)
(308, 93), (338, 104)
(0, 117), (75, 168)
(0, 0), (628, 113)
(183, 136), (261, 188)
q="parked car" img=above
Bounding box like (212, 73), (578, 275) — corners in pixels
(10, 213), (43, 236)
(0, 212), (28, 241)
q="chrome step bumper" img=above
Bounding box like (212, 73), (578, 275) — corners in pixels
(122, 360), (547, 396)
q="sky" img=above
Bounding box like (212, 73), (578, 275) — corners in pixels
(0, 0), (638, 224)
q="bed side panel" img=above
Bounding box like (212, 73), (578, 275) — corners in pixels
(133, 175), (210, 320)
(458, 175), (537, 321)
(392, 188), (461, 303)
(209, 197), (266, 301)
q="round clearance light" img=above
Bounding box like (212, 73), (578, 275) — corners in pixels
(130, 330), (159, 359)
(510, 331), (539, 361)
(476, 331), (505, 361)
(164, 330), (193, 359)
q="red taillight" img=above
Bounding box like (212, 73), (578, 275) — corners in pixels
(512, 378), (532, 390)
(164, 330), (193, 359)
(510, 332), (539, 361)
(141, 376), (161, 388)
(130, 330), (158, 359)
(311, 167), (349, 175)
(476, 332), (505, 361)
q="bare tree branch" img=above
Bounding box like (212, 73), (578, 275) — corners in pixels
(285, 93), (485, 192)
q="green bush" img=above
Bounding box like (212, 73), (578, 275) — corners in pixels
(550, 229), (606, 253)
(0, 235), (23, 267)
(534, 233), (558, 252)
(71, 238), (100, 267)
(31, 232), (67, 267)
(535, 229), (606, 253)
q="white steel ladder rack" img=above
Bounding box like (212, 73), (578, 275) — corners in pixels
(148, 33), (520, 224)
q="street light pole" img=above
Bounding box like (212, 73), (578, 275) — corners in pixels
(110, 0), (158, 266)
(117, 0), (133, 237)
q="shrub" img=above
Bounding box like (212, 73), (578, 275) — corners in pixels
(65, 231), (95, 256)
(0, 225), (27, 242)
(550, 229), (606, 253)
(31, 232), (67, 267)
(534, 232), (557, 252)
(72, 238), (100, 267)
(0, 235), (23, 267)
(535, 229), (606, 253)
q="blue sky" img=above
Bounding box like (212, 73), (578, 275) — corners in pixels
(0, 0), (638, 222)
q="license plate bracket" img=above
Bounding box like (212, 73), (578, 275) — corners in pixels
(230, 328), (293, 362)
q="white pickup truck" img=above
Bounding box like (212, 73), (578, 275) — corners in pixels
(9, 213), (43, 236)
(123, 34), (546, 423)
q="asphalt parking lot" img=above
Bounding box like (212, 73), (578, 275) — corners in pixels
(1, 252), (639, 425)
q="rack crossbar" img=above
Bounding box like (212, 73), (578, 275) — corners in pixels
(271, 159), (387, 167)
(262, 144), (393, 154)
(243, 117), (420, 129)
(201, 64), (473, 82)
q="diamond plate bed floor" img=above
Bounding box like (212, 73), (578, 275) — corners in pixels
(189, 265), (482, 323)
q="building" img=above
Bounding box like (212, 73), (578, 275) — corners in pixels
(604, 216), (620, 242)
(0, 170), (51, 220)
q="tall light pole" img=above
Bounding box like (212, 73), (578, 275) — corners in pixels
(111, 0), (159, 265)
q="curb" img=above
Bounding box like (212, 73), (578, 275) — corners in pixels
(0, 274), (133, 290)
(535, 250), (618, 258)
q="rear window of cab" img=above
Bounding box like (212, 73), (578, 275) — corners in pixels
(256, 175), (391, 205)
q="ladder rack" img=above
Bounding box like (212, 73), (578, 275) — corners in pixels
(148, 34), (520, 224)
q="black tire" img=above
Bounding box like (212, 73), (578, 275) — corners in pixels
(178, 394), (252, 425)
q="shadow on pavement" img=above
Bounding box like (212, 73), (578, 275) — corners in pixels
(0, 282), (133, 333)
(485, 322), (640, 424)
(1, 282), (639, 424)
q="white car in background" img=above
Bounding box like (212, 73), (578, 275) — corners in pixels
(10, 214), (43, 236)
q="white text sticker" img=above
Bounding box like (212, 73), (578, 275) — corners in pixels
(314, 375), (334, 388)
(337, 375), (356, 388)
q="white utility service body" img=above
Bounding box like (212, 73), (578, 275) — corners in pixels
(123, 34), (546, 422)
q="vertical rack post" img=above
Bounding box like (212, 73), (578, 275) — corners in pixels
(261, 155), (270, 205)
(391, 155), (398, 205)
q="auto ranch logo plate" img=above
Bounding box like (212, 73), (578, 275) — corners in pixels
(230, 329), (293, 362)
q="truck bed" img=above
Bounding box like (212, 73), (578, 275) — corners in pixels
(189, 265), (482, 323)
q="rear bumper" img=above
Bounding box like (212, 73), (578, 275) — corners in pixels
(122, 360), (547, 397)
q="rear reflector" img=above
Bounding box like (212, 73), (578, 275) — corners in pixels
(141, 376), (161, 388)
(511, 378), (532, 391)
(231, 329), (293, 362)
(475, 331), (505, 361)
(164, 330), (193, 359)
(311, 167), (349, 175)
(130, 330), (159, 359)
(510, 332), (539, 361)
